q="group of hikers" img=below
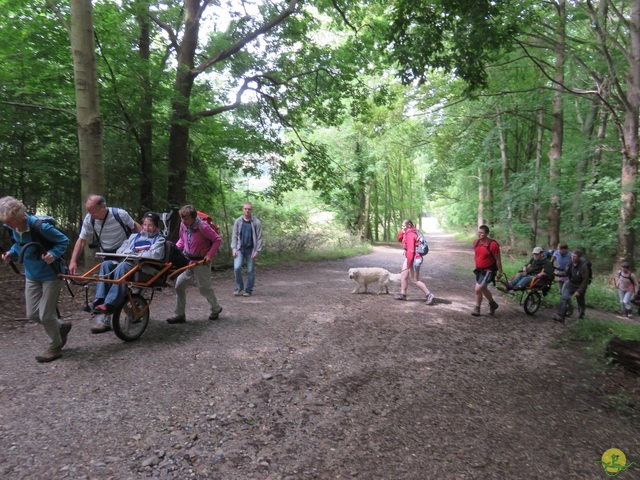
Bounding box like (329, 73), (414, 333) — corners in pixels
(0, 195), (262, 363)
(472, 224), (639, 322)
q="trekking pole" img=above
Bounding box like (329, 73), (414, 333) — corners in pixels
(0, 245), (21, 275)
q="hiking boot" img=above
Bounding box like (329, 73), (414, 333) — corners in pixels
(394, 293), (407, 301)
(59, 322), (72, 348)
(90, 323), (111, 334)
(166, 315), (186, 324)
(233, 289), (243, 296)
(425, 292), (435, 305)
(489, 300), (499, 315)
(242, 291), (252, 297)
(36, 347), (62, 363)
(471, 305), (481, 317)
(209, 308), (223, 321)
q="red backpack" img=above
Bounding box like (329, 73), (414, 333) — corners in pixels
(197, 211), (220, 234)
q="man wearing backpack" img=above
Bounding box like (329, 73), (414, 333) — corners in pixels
(68, 195), (141, 275)
(472, 225), (502, 316)
(231, 202), (263, 297)
(0, 196), (72, 362)
(552, 250), (590, 323)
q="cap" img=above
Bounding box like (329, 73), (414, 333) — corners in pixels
(621, 261), (631, 268)
(532, 247), (544, 254)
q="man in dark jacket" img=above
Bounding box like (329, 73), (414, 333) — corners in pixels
(553, 250), (590, 323)
(504, 246), (554, 290)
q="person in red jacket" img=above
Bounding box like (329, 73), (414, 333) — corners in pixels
(472, 224), (503, 316)
(394, 219), (435, 304)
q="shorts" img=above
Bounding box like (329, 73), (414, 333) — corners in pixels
(474, 268), (495, 287)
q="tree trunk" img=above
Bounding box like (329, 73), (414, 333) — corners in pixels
(167, 0), (200, 217)
(70, 0), (104, 201)
(477, 167), (485, 227)
(606, 338), (640, 375)
(531, 109), (544, 246)
(138, 2), (154, 213)
(617, 0), (640, 267)
(546, 0), (566, 249)
(497, 112), (514, 246)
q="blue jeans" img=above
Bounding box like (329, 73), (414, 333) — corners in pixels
(95, 260), (133, 308)
(234, 249), (255, 293)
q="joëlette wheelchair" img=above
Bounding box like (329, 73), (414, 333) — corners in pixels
(496, 272), (555, 315)
(61, 252), (202, 341)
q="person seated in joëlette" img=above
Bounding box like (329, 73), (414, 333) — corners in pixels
(88, 212), (165, 334)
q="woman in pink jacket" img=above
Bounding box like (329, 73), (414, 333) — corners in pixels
(395, 219), (435, 304)
(166, 205), (223, 324)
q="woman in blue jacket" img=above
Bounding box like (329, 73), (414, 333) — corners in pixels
(0, 196), (70, 363)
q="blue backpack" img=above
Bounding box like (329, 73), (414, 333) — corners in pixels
(415, 229), (429, 256)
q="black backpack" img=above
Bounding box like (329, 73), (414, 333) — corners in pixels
(164, 239), (189, 269)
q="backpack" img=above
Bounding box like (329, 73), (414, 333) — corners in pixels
(197, 211), (220, 235)
(415, 229), (429, 256)
(618, 270), (637, 290)
(576, 256), (593, 284)
(22, 215), (68, 274)
(164, 239), (190, 269)
(90, 207), (132, 245)
(30, 216), (59, 250)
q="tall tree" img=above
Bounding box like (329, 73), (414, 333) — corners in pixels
(546, 0), (565, 248)
(49, 0), (105, 201)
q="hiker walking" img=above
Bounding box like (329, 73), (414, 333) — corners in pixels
(612, 261), (637, 318)
(553, 250), (590, 323)
(394, 219), (435, 305)
(472, 225), (502, 316)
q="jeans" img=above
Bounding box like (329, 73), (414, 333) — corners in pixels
(619, 289), (634, 311)
(509, 273), (533, 289)
(556, 282), (586, 318)
(234, 248), (255, 293)
(95, 261), (134, 308)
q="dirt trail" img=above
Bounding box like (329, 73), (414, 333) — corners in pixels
(0, 225), (638, 479)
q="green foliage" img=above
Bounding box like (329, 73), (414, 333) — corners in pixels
(385, 0), (531, 91)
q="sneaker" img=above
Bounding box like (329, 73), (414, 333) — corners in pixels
(233, 289), (243, 296)
(166, 315), (186, 324)
(59, 322), (72, 348)
(209, 308), (223, 321)
(394, 293), (407, 300)
(489, 300), (499, 315)
(36, 347), (62, 363)
(83, 298), (103, 313)
(242, 291), (252, 297)
(471, 306), (481, 317)
(425, 293), (435, 305)
(93, 303), (114, 314)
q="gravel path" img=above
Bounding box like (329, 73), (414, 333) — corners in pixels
(0, 227), (638, 479)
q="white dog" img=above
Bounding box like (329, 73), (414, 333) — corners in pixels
(348, 267), (402, 294)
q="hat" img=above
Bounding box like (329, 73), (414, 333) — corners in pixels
(532, 247), (544, 254)
(621, 261), (631, 268)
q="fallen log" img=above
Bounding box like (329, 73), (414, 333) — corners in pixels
(606, 338), (640, 375)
